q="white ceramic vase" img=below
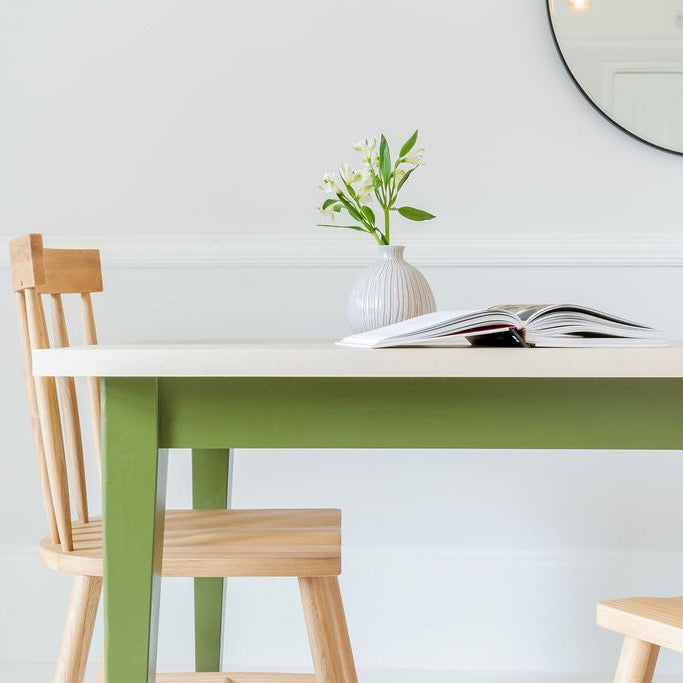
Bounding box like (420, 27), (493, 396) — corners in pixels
(347, 244), (436, 333)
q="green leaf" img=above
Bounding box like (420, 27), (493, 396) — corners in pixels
(395, 167), (415, 194)
(337, 196), (365, 223)
(379, 134), (391, 185)
(342, 178), (358, 199)
(399, 129), (418, 159)
(361, 206), (376, 225)
(367, 167), (387, 206)
(322, 198), (338, 210)
(316, 223), (368, 232)
(348, 206), (365, 222)
(334, 194), (351, 211)
(397, 206), (436, 221)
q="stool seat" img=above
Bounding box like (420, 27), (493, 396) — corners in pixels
(40, 508), (342, 578)
(598, 596), (683, 653)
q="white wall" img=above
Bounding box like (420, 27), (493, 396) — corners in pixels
(1, 0), (683, 679)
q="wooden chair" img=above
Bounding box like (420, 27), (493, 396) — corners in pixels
(597, 596), (683, 682)
(10, 233), (357, 683)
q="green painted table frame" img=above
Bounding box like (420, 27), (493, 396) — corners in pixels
(101, 375), (683, 683)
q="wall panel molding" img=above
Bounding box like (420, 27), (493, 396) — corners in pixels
(1, 233), (683, 268)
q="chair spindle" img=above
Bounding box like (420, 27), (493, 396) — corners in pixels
(25, 288), (73, 551)
(15, 290), (60, 543)
(80, 292), (101, 469)
(51, 293), (89, 523)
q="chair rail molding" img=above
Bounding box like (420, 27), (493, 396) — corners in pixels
(1, 233), (683, 268)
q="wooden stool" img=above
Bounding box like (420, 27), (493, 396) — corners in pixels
(597, 595), (683, 683)
(10, 234), (357, 683)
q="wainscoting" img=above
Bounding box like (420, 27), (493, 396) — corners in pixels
(2, 236), (683, 676)
(1, 232), (683, 268)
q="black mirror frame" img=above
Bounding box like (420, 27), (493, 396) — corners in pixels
(546, 0), (683, 157)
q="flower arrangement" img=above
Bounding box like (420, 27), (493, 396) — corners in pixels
(317, 130), (435, 245)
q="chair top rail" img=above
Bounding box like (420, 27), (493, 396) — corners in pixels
(10, 234), (102, 294)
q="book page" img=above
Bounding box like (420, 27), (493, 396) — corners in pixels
(339, 311), (478, 347)
(489, 304), (553, 324)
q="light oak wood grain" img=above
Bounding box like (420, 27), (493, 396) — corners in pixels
(10, 233), (357, 683)
(25, 288), (72, 551)
(613, 637), (658, 683)
(299, 577), (357, 683)
(54, 576), (102, 683)
(40, 509), (341, 578)
(598, 596), (683, 653)
(10, 233), (45, 291)
(9, 233), (102, 294)
(15, 290), (59, 543)
(323, 578), (356, 682)
(51, 293), (89, 523)
(38, 247), (103, 295)
(80, 292), (101, 471)
(11, 234), (104, 549)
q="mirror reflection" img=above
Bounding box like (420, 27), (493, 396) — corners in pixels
(548, 0), (683, 153)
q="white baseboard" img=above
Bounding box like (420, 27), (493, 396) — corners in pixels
(2, 232), (683, 268)
(0, 662), (641, 683)
(4, 544), (683, 672)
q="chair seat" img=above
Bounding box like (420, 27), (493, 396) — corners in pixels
(40, 508), (341, 578)
(597, 596), (683, 653)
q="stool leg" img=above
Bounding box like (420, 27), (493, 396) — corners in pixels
(54, 575), (102, 683)
(299, 576), (357, 683)
(324, 577), (356, 682)
(614, 637), (659, 683)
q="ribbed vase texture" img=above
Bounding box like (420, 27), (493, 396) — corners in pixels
(347, 245), (436, 333)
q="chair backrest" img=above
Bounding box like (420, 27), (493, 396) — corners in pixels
(10, 233), (103, 552)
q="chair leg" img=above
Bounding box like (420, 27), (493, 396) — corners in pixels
(54, 575), (102, 683)
(298, 577), (357, 683)
(613, 637), (659, 683)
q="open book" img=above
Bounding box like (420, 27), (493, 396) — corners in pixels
(338, 305), (666, 348)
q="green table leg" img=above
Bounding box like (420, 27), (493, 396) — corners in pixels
(192, 449), (231, 672)
(103, 378), (167, 683)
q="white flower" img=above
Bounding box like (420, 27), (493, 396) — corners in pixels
(339, 163), (361, 185)
(318, 172), (339, 193)
(361, 152), (380, 171)
(356, 176), (374, 204)
(352, 137), (377, 153)
(402, 147), (425, 166)
(317, 204), (337, 220)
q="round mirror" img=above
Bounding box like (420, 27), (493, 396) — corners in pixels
(547, 0), (683, 154)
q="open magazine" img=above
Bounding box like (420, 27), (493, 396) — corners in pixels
(337, 304), (666, 348)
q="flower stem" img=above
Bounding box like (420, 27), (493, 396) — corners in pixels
(383, 205), (390, 245)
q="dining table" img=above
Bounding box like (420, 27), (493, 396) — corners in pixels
(32, 340), (683, 683)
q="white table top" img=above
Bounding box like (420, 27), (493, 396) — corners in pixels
(31, 340), (683, 378)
